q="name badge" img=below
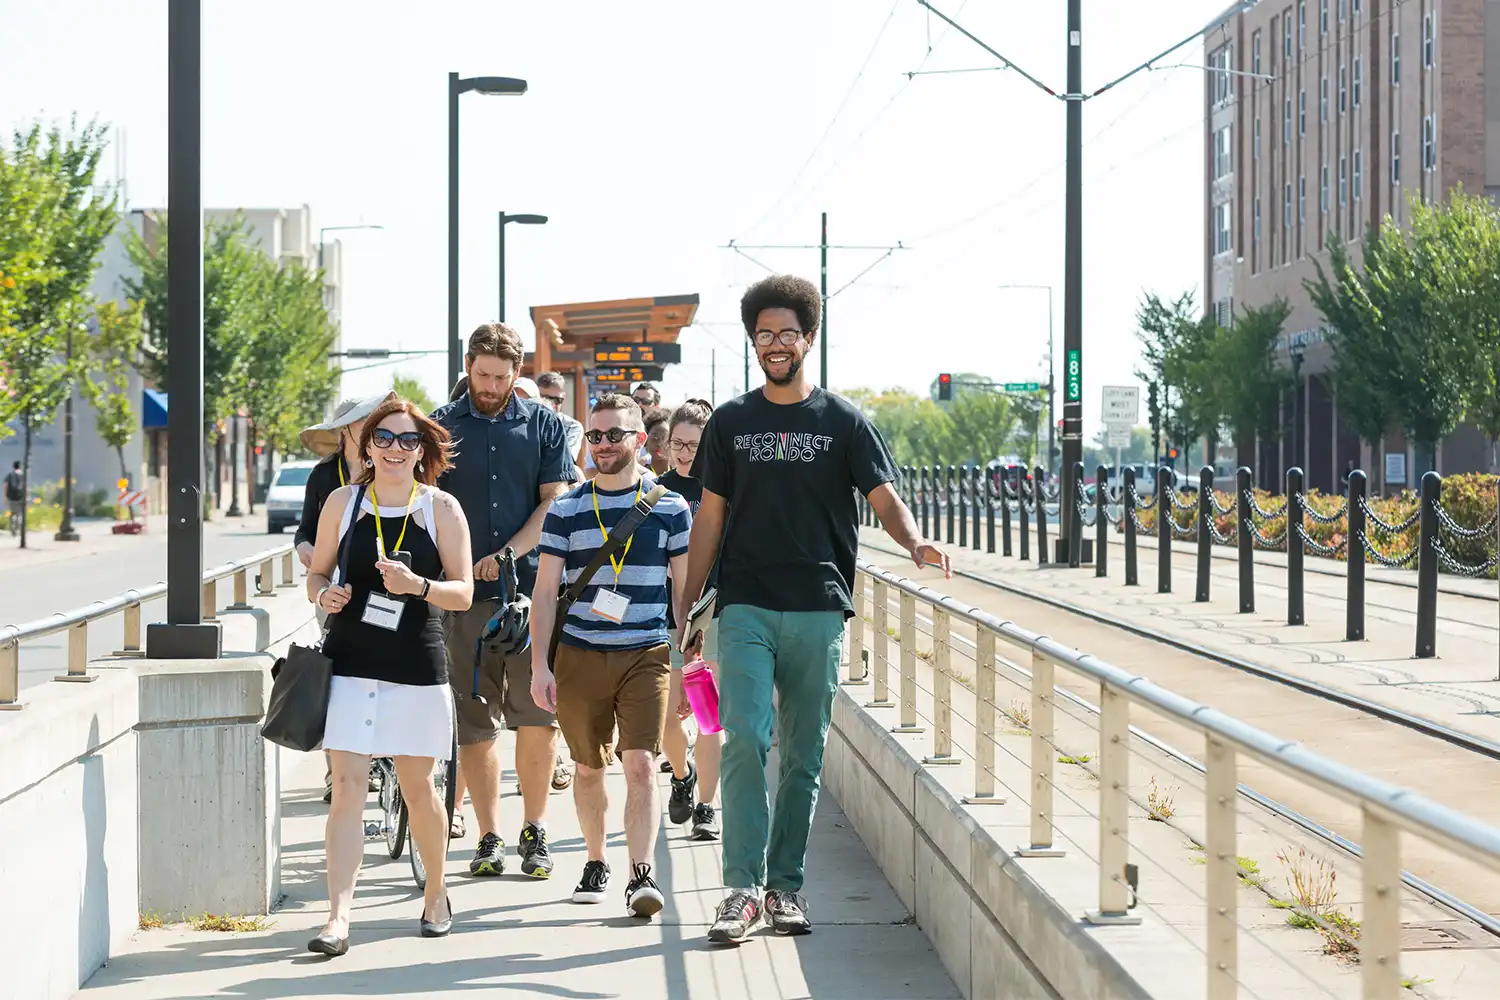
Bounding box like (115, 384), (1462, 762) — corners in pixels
(362, 592), (406, 631)
(590, 588), (631, 624)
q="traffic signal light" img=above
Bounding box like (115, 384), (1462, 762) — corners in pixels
(1168, 447), (1178, 460)
(937, 373), (952, 401)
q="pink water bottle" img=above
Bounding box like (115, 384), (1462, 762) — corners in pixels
(681, 658), (722, 734)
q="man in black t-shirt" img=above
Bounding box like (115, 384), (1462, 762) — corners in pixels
(681, 274), (949, 945)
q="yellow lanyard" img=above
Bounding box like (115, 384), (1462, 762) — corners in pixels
(337, 457), (346, 487)
(373, 481), (419, 561)
(592, 478), (644, 581)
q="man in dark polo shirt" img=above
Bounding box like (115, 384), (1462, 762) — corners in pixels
(433, 322), (576, 880)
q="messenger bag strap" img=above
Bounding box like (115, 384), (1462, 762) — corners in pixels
(548, 483), (668, 662)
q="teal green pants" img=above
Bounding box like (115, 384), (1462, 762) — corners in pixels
(717, 604), (844, 892)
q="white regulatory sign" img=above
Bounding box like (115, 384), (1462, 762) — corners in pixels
(1106, 425), (1132, 449)
(1101, 385), (1140, 426)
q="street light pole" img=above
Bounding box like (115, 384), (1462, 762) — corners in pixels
(447, 72), (529, 388)
(54, 325), (79, 541)
(497, 211), (548, 324)
(819, 212), (828, 386)
(1060, 0), (1084, 567)
(148, 0), (219, 658)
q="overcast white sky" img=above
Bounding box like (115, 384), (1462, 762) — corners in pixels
(1, 0), (1226, 435)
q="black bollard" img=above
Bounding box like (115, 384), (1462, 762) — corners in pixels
(972, 466), (982, 551)
(986, 467), (997, 554)
(958, 467), (969, 549)
(1035, 465), (1050, 566)
(1346, 469), (1366, 641)
(1124, 467), (1139, 586)
(1157, 466), (1172, 593)
(1196, 465), (1214, 602)
(1095, 463), (1109, 579)
(1415, 470), (1441, 658)
(1236, 467), (1254, 613)
(1018, 470), (1031, 562)
(920, 466), (930, 540)
(1287, 467), (1305, 626)
(946, 465), (956, 545)
(1001, 466), (1014, 557)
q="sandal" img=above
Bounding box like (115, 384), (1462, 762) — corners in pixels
(449, 813), (465, 840)
(551, 756), (574, 791)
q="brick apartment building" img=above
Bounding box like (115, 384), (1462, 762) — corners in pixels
(1203, 0), (1497, 496)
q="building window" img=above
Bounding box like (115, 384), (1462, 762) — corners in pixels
(1321, 164), (1329, 211)
(1253, 31), (1262, 77)
(1338, 0), (1345, 22)
(1353, 148), (1362, 200)
(1353, 0), (1360, 13)
(1285, 8), (1295, 59)
(1423, 13), (1435, 68)
(1320, 0), (1328, 34)
(1210, 45), (1233, 107)
(1214, 126), (1233, 179)
(1339, 155), (1347, 204)
(1283, 184), (1293, 226)
(1284, 97), (1293, 142)
(1299, 174), (1306, 220)
(1392, 33), (1400, 84)
(1254, 116), (1262, 160)
(1321, 77), (1328, 121)
(1214, 299), (1234, 328)
(1298, 89), (1306, 133)
(1215, 202), (1233, 255)
(1338, 65), (1347, 113)
(1423, 114), (1435, 170)
(1353, 57), (1361, 107)
(1392, 131), (1401, 183)
(1255, 197), (1263, 243)
(1298, 2), (1306, 49)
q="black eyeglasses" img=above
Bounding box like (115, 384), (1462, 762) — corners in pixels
(372, 429), (422, 452)
(584, 428), (639, 445)
(540, 393), (564, 406)
(753, 328), (805, 347)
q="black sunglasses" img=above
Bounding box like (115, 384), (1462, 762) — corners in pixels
(584, 427), (639, 445)
(372, 429), (422, 452)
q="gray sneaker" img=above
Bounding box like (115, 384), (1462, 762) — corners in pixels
(764, 889), (811, 935)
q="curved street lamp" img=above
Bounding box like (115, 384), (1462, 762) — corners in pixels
(448, 73), (528, 386)
(498, 212), (548, 322)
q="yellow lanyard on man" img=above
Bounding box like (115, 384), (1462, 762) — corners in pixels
(592, 478), (644, 581)
(373, 481), (419, 561)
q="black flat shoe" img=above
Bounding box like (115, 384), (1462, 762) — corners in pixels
(307, 933), (348, 957)
(420, 896), (454, 937)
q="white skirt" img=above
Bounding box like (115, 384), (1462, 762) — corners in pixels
(322, 675), (454, 759)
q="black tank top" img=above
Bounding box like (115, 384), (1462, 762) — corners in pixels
(323, 497), (448, 686)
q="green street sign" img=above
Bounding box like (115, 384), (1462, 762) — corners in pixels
(1065, 349), (1082, 402)
(1002, 381), (1040, 392)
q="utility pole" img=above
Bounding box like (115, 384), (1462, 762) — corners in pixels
(497, 210), (506, 322)
(54, 327), (79, 541)
(820, 212), (828, 387)
(1061, 0), (1084, 568)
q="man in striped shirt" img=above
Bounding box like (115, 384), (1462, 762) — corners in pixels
(530, 393), (692, 918)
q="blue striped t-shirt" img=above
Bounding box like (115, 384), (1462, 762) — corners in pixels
(539, 476), (693, 651)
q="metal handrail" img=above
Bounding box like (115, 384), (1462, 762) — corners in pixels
(849, 558), (1500, 999)
(0, 542), (299, 706)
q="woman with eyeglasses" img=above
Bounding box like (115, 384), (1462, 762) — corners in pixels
(656, 399), (722, 841)
(305, 398), (475, 956)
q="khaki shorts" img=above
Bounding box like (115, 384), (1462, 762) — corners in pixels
(554, 642), (670, 770)
(445, 604), (556, 744)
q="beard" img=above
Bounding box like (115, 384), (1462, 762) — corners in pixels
(761, 354), (802, 386)
(472, 385), (511, 416)
(593, 450), (636, 476)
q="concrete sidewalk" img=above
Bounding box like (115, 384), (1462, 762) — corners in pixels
(79, 735), (958, 1000)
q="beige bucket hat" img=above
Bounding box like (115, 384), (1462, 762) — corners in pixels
(298, 391), (399, 458)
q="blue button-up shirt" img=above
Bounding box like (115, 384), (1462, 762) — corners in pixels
(433, 392), (575, 600)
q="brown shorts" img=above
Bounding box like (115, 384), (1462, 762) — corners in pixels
(554, 642), (671, 770)
(445, 604), (556, 744)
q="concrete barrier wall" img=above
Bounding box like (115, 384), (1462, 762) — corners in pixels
(824, 687), (1154, 1000)
(0, 604), (309, 1000)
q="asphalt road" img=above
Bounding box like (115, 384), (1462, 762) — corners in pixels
(1, 513), (306, 691)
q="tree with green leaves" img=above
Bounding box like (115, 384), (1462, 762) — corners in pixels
(84, 299), (144, 484)
(1209, 299), (1294, 470)
(393, 372), (436, 414)
(1135, 291), (1217, 469)
(945, 389), (1017, 466)
(0, 120), (118, 546)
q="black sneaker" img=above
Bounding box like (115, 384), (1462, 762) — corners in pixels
(764, 890), (811, 935)
(468, 832), (505, 877)
(691, 803), (720, 841)
(518, 822), (553, 878)
(572, 860), (610, 904)
(625, 862), (665, 918)
(668, 764), (697, 825)
(708, 889), (761, 945)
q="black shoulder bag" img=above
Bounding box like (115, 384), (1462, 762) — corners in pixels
(547, 483), (668, 664)
(263, 485), (366, 753)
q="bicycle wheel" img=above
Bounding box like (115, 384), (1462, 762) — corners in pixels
(382, 761), (406, 860)
(407, 798), (427, 889)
